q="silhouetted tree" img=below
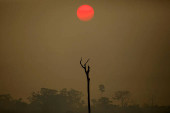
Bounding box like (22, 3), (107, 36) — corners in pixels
(1, 91), (170, 113)
(67, 89), (84, 108)
(27, 88), (58, 112)
(60, 88), (67, 96)
(0, 94), (28, 113)
(98, 97), (113, 107)
(113, 91), (131, 107)
(0, 94), (13, 111)
(27, 88), (85, 113)
(99, 84), (105, 98)
(80, 57), (91, 113)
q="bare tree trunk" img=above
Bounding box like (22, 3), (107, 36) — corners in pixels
(80, 58), (91, 113)
(87, 78), (91, 113)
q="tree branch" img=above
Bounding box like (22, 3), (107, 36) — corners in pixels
(80, 58), (90, 77)
(84, 58), (90, 67)
(80, 57), (85, 69)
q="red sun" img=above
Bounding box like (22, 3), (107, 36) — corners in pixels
(77, 5), (94, 21)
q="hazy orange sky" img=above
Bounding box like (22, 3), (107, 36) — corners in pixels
(0, 0), (170, 106)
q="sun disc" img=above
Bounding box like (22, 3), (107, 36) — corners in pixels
(77, 5), (94, 21)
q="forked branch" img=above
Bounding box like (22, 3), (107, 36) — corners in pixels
(80, 57), (90, 80)
(80, 57), (85, 69)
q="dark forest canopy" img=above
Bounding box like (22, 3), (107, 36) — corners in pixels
(0, 87), (170, 113)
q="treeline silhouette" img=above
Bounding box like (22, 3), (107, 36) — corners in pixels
(0, 87), (170, 113)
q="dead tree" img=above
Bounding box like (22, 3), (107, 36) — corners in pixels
(80, 57), (91, 113)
